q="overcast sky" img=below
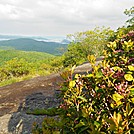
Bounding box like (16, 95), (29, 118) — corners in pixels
(0, 0), (133, 37)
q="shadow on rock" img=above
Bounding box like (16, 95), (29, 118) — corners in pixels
(8, 91), (61, 134)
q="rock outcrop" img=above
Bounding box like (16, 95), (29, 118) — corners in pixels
(0, 59), (102, 134)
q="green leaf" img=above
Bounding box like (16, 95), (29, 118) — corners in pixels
(128, 108), (134, 116)
(112, 41), (117, 48)
(75, 74), (79, 79)
(71, 65), (76, 74)
(75, 121), (85, 128)
(124, 40), (133, 47)
(88, 55), (96, 64)
(78, 96), (87, 102)
(128, 65), (134, 71)
(127, 71), (133, 74)
(105, 119), (116, 131)
(130, 89), (134, 96)
(94, 121), (100, 128)
(116, 113), (122, 124)
(130, 88), (134, 91)
(131, 98), (134, 103)
(69, 80), (76, 88)
(86, 74), (93, 77)
(78, 126), (89, 134)
(113, 93), (124, 103)
(112, 66), (121, 71)
(96, 71), (103, 78)
(96, 88), (103, 93)
(124, 74), (133, 81)
(82, 109), (89, 118)
(126, 103), (131, 115)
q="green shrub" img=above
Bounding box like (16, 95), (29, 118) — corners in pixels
(0, 57), (54, 84)
(49, 56), (64, 72)
(32, 117), (61, 134)
(0, 56), (63, 86)
(63, 27), (114, 67)
(59, 31), (134, 133)
(32, 31), (134, 134)
(0, 58), (34, 81)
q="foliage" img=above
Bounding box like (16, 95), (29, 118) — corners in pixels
(124, 6), (134, 26)
(60, 31), (134, 133)
(63, 27), (114, 67)
(49, 56), (64, 72)
(32, 117), (61, 134)
(109, 7), (134, 42)
(27, 108), (59, 116)
(0, 49), (66, 86)
(0, 58), (34, 81)
(33, 31), (134, 133)
(0, 49), (54, 66)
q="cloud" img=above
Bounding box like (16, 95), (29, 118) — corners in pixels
(0, 0), (133, 36)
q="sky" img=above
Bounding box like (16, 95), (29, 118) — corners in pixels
(0, 0), (133, 37)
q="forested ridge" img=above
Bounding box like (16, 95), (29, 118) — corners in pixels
(0, 38), (68, 55)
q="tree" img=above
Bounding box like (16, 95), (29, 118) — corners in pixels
(124, 6), (134, 26)
(108, 7), (134, 42)
(63, 27), (114, 67)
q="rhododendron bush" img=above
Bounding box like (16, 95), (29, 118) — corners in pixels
(59, 31), (134, 133)
(33, 31), (134, 134)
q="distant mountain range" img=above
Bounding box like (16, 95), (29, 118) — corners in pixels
(0, 35), (70, 44)
(0, 36), (69, 55)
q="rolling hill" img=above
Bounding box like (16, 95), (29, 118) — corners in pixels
(0, 49), (54, 66)
(0, 38), (68, 55)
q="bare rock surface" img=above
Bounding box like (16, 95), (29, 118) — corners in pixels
(0, 73), (63, 134)
(0, 59), (102, 134)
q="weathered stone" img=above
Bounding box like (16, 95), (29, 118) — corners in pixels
(0, 60), (102, 133)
